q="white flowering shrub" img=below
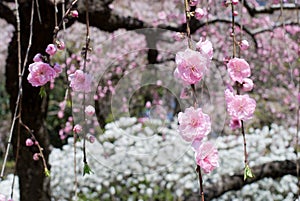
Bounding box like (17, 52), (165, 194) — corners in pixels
(0, 118), (298, 200)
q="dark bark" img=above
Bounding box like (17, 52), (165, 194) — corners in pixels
(0, 2), (16, 25)
(5, 0), (57, 200)
(186, 159), (300, 200)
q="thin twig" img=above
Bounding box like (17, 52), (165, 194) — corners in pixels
(0, 0), (21, 180)
(35, 0), (42, 23)
(231, 1), (248, 170)
(82, 0), (90, 167)
(53, 0), (78, 42)
(19, 121), (49, 175)
(231, 3), (236, 58)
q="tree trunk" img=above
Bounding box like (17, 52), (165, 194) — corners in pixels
(5, 1), (56, 200)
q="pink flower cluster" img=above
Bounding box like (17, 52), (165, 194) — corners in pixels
(27, 62), (56, 87)
(68, 70), (93, 92)
(174, 38), (213, 84)
(0, 194), (13, 201)
(27, 42), (65, 87)
(178, 107), (218, 174)
(225, 57), (256, 129)
(175, 35), (217, 174)
(178, 107), (211, 142)
(225, 89), (256, 123)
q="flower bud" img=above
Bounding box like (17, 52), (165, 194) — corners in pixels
(240, 40), (249, 50)
(25, 138), (34, 147)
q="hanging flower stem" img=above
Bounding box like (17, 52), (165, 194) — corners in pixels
(183, 0), (204, 199)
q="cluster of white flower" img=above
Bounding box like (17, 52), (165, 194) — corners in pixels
(0, 119), (298, 200)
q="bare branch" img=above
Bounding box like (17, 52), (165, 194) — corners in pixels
(252, 20), (299, 35)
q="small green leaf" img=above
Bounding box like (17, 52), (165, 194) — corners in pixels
(83, 163), (93, 176)
(244, 164), (254, 180)
(66, 100), (72, 107)
(44, 168), (50, 177)
(39, 86), (47, 98)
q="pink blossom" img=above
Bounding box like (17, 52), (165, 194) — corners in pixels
(53, 63), (62, 76)
(196, 38), (213, 59)
(229, 118), (242, 129)
(56, 40), (65, 50)
(232, 0), (239, 5)
(227, 58), (251, 83)
(25, 138), (34, 147)
(68, 70), (92, 92)
(195, 141), (219, 174)
(224, 88), (234, 103)
(298, 93), (300, 104)
(180, 87), (191, 99)
(173, 32), (185, 41)
(33, 53), (43, 62)
(89, 135), (95, 143)
(27, 62), (56, 87)
(45, 44), (57, 56)
(178, 107), (211, 142)
(33, 153), (39, 161)
(70, 10), (79, 18)
(189, 0), (198, 6)
(240, 40), (249, 50)
(233, 11), (238, 16)
(145, 101), (151, 108)
(85, 105), (95, 116)
(175, 48), (210, 84)
(194, 8), (205, 20)
(0, 194), (6, 201)
(226, 94), (256, 121)
(241, 78), (254, 92)
(73, 124), (82, 134)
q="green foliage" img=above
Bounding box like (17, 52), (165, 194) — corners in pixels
(83, 163), (94, 176)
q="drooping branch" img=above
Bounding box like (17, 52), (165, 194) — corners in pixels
(0, 2), (16, 26)
(186, 159), (300, 201)
(243, 1), (300, 17)
(252, 20), (300, 35)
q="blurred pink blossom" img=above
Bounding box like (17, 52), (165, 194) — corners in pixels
(56, 40), (65, 50)
(226, 93), (256, 121)
(85, 105), (95, 116)
(70, 10), (78, 18)
(241, 78), (254, 92)
(0, 194), (6, 201)
(232, 0), (239, 5)
(196, 38), (213, 59)
(195, 141), (219, 174)
(227, 58), (251, 83)
(68, 70), (92, 92)
(240, 40), (249, 50)
(45, 44), (57, 56)
(189, 0), (198, 6)
(194, 8), (206, 20)
(27, 62), (56, 87)
(229, 118), (242, 129)
(33, 153), (40, 161)
(33, 53), (43, 62)
(73, 124), (82, 134)
(178, 107), (211, 142)
(175, 48), (210, 84)
(25, 138), (34, 147)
